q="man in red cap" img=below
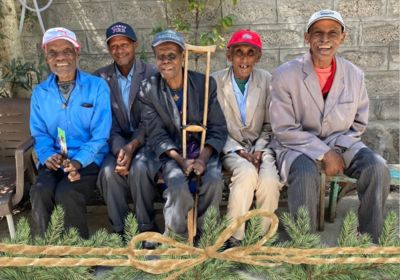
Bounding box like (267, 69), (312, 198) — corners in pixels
(212, 29), (282, 248)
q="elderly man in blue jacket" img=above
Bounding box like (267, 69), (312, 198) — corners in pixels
(30, 27), (112, 238)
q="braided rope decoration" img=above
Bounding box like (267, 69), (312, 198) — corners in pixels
(1, 209), (399, 280)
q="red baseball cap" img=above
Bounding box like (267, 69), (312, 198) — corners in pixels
(227, 29), (262, 49)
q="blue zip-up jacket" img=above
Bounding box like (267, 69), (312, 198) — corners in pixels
(30, 70), (112, 168)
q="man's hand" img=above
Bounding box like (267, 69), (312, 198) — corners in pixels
(45, 154), (63, 171)
(181, 159), (195, 176)
(251, 151), (263, 171)
(237, 150), (263, 171)
(236, 149), (253, 163)
(193, 158), (206, 176)
(322, 149), (345, 176)
(63, 159), (82, 182)
(193, 145), (213, 176)
(115, 165), (129, 176)
(115, 141), (139, 176)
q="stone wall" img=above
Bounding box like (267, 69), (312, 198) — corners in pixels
(20, 0), (399, 162)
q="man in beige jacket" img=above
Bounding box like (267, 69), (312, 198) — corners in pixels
(212, 29), (282, 248)
(270, 10), (390, 242)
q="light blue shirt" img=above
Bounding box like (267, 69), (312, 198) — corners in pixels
(30, 70), (112, 167)
(116, 64), (135, 114)
(231, 71), (250, 126)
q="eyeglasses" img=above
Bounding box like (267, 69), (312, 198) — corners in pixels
(156, 53), (179, 62)
(46, 48), (76, 60)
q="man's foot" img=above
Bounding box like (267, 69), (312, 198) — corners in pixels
(142, 241), (158, 250)
(224, 236), (241, 249)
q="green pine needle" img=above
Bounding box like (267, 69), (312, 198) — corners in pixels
(337, 211), (359, 247)
(242, 214), (263, 246)
(123, 213), (139, 246)
(379, 211), (399, 246)
(44, 206), (65, 245)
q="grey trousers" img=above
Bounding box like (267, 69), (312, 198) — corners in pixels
(134, 152), (223, 236)
(30, 163), (99, 238)
(287, 148), (390, 243)
(97, 153), (137, 233)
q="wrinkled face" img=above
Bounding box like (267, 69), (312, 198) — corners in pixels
(227, 44), (261, 80)
(45, 40), (78, 81)
(305, 19), (345, 65)
(154, 42), (184, 84)
(107, 36), (138, 68)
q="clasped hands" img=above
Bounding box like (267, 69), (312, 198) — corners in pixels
(45, 154), (81, 182)
(180, 158), (206, 177)
(236, 150), (263, 171)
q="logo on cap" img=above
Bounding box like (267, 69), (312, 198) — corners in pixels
(242, 34), (252, 39)
(111, 25), (127, 34)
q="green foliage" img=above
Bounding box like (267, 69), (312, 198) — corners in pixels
(1, 206), (399, 279)
(379, 211), (399, 247)
(156, 0), (237, 49)
(280, 207), (322, 248)
(0, 57), (46, 98)
(241, 213), (264, 246)
(175, 207), (236, 280)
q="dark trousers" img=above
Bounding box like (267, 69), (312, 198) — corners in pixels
(30, 163), (99, 238)
(134, 151), (223, 236)
(97, 153), (137, 233)
(287, 148), (390, 243)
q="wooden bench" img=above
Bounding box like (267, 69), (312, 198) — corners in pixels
(2, 98), (397, 237)
(0, 98), (36, 238)
(319, 164), (400, 231)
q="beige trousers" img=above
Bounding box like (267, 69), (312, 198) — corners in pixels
(223, 149), (282, 240)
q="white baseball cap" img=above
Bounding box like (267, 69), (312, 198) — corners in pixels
(42, 27), (80, 50)
(307, 10), (345, 32)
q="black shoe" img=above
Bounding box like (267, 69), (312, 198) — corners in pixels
(142, 241), (158, 250)
(224, 237), (241, 249)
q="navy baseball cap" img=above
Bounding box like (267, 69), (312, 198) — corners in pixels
(106, 22), (137, 43)
(151, 29), (185, 50)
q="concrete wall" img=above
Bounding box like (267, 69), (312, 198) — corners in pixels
(21, 0), (399, 162)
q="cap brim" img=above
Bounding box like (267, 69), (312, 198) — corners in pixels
(307, 17), (345, 31)
(106, 34), (137, 43)
(227, 42), (261, 49)
(152, 40), (185, 50)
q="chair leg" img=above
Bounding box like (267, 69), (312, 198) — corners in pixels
(318, 172), (326, 231)
(6, 214), (16, 239)
(328, 181), (340, 223)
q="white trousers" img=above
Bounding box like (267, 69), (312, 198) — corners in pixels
(223, 149), (282, 240)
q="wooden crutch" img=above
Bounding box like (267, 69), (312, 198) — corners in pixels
(182, 43), (217, 245)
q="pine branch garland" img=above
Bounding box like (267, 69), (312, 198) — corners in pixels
(0, 205), (399, 279)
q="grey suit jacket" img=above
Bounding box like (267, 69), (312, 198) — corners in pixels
(269, 52), (368, 182)
(94, 59), (157, 156)
(212, 67), (272, 154)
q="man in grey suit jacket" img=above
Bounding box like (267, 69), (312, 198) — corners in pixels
(269, 10), (390, 242)
(212, 29), (282, 248)
(95, 22), (157, 235)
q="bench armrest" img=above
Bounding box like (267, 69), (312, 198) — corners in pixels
(13, 137), (35, 206)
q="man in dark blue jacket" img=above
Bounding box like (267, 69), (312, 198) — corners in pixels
(95, 22), (157, 235)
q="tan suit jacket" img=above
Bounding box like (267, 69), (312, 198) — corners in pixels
(212, 67), (272, 154)
(269, 52), (369, 182)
